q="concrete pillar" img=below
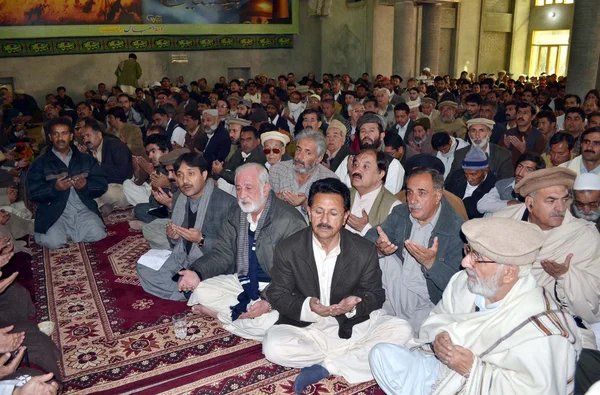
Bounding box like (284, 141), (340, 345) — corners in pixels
(420, 3), (442, 75)
(565, 0), (600, 99)
(393, 0), (417, 80)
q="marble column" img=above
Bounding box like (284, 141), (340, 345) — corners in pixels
(393, 0), (417, 80)
(420, 3), (442, 75)
(566, 0), (600, 98)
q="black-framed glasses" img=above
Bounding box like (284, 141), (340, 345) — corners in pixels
(463, 244), (495, 264)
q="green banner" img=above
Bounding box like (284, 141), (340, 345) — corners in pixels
(0, 34), (294, 58)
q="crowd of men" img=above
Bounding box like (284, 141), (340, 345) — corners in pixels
(0, 64), (599, 394)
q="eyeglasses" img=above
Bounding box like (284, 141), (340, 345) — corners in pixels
(463, 244), (495, 264)
(263, 148), (281, 155)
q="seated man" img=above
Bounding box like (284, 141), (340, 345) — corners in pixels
(201, 109), (230, 170)
(212, 125), (266, 187)
(572, 173), (600, 232)
(451, 118), (513, 180)
(136, 153), (237, 300)
(105, 106), (145, 156)
(365, 167), (465, 331)
(270, 129), (337, 220)
(80, 119), (133, 215)
(138, 148), (189, 250)
(261, 131), (292, 169)
(124, 134), (172, 208)
(263, 178), (413, 394)
(27, 117), (107, 249)
(445, 147), (497, 219)
(345, 149), (400, 236)
(338, 113), (406, 194)
(477, 152), (545, 216)
(494, 168), (600, 349)
(369, 217), (581, 395)
(178, 163), (306, 340)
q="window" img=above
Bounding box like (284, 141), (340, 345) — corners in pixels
(535, 0), (573, 6)
(529, 30), (570, 77)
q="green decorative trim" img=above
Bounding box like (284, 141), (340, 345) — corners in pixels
(0, 35), (294, 57)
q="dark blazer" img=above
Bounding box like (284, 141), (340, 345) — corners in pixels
(94, 135), (133, 184)
(219, 145), (267, 184)
(445, 170), (498, 219)
(324, 145), (355, 173)
(189, 193), (306, 280)
(365, 197), (465, 305)
(268, 227), (385, 339)
(203, 124), (231, 171)
(450, 143), (513, 181)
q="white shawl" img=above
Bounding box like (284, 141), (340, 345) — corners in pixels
(493, 204), (600, 340)
(410, 271), (580, 395)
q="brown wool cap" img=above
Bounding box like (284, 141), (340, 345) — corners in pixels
(159, 148), (190, 166)
(327, 119), (347, 139)
(438, 100), (458, 109)
(514, 167), (577, 197)
(466, 118), (495, 129)
(462, 217), (545, 266)
(229, 118), (252, 127)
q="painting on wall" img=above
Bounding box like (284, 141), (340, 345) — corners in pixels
(0, 0), (298, 37)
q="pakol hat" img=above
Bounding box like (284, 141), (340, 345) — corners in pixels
(159, 148), (190, 166)
(462, 217), (545, 266)
(260, 131), (290, 146)
(515, 167), (577, 197)
(466, 118), (495, 129)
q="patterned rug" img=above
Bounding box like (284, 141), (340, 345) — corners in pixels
(25, 210), (383, 394)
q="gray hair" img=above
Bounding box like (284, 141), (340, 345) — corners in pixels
(235, 162), (270, 190)
(407, 167), (445, 191)
(296, 129), (327, 158)
(347, 102), (364, 112)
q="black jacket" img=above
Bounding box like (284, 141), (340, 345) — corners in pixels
(268, 227), (385, 339)
(218, 145), (267, 185)
(445, 170), (498, 219)
(204, 124), (231, 170)
(26, 146), (108, 234)
(90, 135), (133, 184)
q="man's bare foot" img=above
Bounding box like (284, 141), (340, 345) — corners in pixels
(191, 305), (217, 318)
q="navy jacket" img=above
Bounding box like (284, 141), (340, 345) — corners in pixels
(27, 146), (108, 234)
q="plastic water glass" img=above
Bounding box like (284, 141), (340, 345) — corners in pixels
(172, 313), (187, 339)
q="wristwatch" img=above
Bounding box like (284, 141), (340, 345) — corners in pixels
(198, 235), (205, 248)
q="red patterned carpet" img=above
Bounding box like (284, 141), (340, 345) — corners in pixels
(15, 210), (384, 394)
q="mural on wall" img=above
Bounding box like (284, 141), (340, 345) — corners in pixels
(0, 0), (298, 37)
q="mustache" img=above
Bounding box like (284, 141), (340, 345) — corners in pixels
(409, 204), (422, 210)
(517, 117), (525, 121)
(550, 211), (565, 218)
(351, 172), (362, 179)
(317, 223), (333, 229)
(584, 150), (595, 153)
(181, 184), (193, 188)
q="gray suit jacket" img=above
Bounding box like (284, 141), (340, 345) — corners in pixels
(268, 227), (385, 339)
(189, 192), (307, 280)
(450, 143), (514, 180)
(365, 197), (465, 305)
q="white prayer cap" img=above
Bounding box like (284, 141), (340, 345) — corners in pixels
(422, 67), (431, 72)
(203, 109), (218, 118)
(407, 100), (420, 110)
(261, 131), (290, 147)
(573, 173), (600, 191)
